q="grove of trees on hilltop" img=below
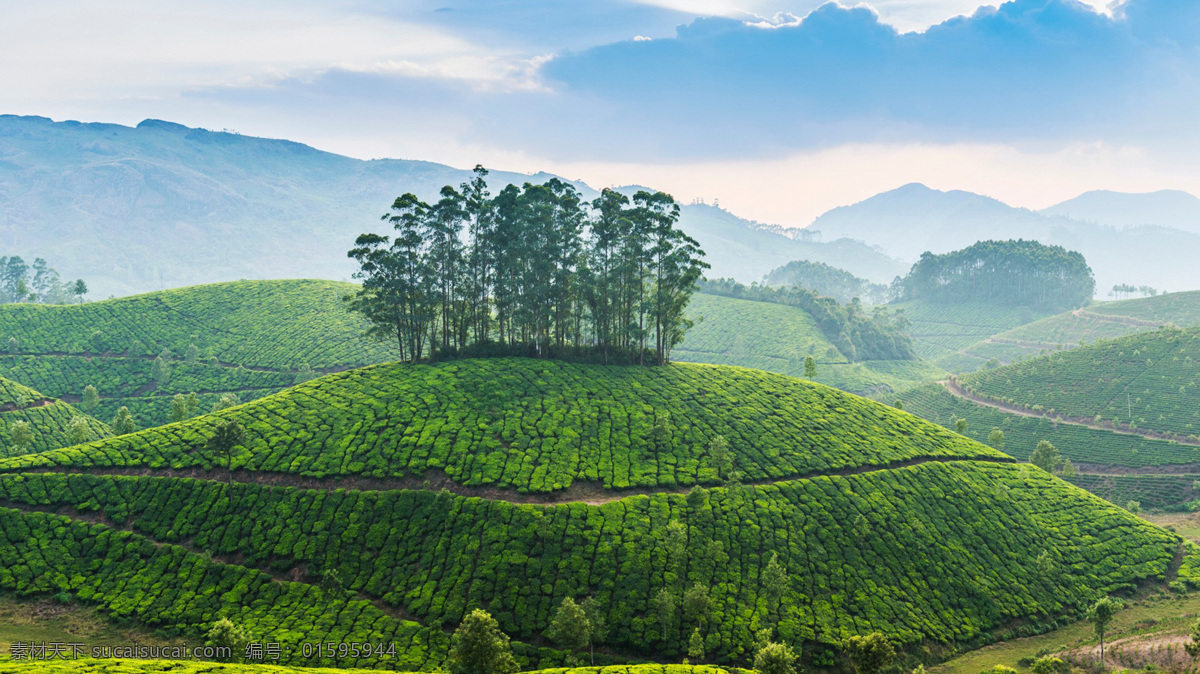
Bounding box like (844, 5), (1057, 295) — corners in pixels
(896, 240), (1094, 311)
(699, 278), (916, 361)
(763, 259), (891, 304)
(348, 166), (709, 365)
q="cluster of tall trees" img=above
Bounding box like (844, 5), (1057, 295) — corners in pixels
(895, 240), (1094, 311)
(762, 260), (891, 305)
(348, 167), (709, 366)
(0, 256), (86, 304)
(699, 279), (916, 361)
(1109, 284), (1158, 300)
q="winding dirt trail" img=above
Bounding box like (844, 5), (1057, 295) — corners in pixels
(939, 379), (1200, 448)
(8, 454), (1016, 506)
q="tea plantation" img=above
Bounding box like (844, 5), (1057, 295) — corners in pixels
(0, 359), (1007, 490)
(892, 301), (1051, 372)
(961, 327), (1200, 440)
(896, 383), (1200, 469)
(0, 377), (111, 458)
(677, 294), (945, 395)
(0, 280), (399, 430)
(0, 461), (1187, 665)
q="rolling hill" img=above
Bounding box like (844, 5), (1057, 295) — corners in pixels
(0, 279), (397, 428)
(899, 291), (1200, 372)
(0, 358), (1191, 670)
(960, 327), (1200, 441)
(0, 115), (897, 296)
(677, 293), (943, 395)
(807, 183), (1200, 293)
(0, 375), (109, 457)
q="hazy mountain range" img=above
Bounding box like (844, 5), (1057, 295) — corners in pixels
(2, 114), (1195, 298)
(810, 183), (1200, 294)
(0, 115), (897, 297)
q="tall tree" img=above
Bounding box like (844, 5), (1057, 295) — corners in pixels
(844, 633), (896, 674)
(544, 597), (589, 665)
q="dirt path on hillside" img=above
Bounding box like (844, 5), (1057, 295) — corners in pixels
(1072, 308), (1165, 328)
(9, 455), (1015, 506)
(939, 379), (1200, 448)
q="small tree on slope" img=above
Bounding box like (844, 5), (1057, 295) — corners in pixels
(448, 609), (518, 674)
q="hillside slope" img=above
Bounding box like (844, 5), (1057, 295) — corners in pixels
(0, 115), (894, 295)
(0, 359), (1188, 668)
(1041, 190), (1200, 235)
(961, 327), (1200, 440)
(0, 279), (397, 428)
(0, 376), (110, 457)
(678, 293), (943, 394)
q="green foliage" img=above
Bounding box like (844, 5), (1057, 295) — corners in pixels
(1086, 597), (1123, 664)
(205, 617), (251, 662)
(0, 360), (1009, 490)
(206, 418), (247, 481)
(448, 609), (519, 674)
(955, 418), (968, 434)
(66, 415), (91, 445)
(1029, 655), (1068, 674)
(688, 627), (706, 662)
(211, 392), (241, 412)
(843, 633), (896, 674)
(9, 420), (32, 450)
(169, 394), (189, 423)
(897, 240), (1094, 311)
(754, 641), (798, 674)
(111, 406), (136, 435)
(80, 384), (99, 412)
(1029, 441), (1063, 474)
(763, 259), (891, 304)
(987, 428), (1004, 449)
(546, 597), (591, 661)
(803, 356), (816, 379)
(1185, 617), (1200, 659)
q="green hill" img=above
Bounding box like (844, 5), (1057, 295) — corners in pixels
(897, 382), (1200, 469)
(960, 327), (1200, 440)
(678, 293), (944, 396)
(0, 359), (1190, 669)
(0, 376), (110, 458)
(893, 301), (1052, 372)
(925, 291), (1200, 369)
(0, 279), (399, 428)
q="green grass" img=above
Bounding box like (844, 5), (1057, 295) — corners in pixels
(0, 593), (182, 656)
(678, 294), (944, 395)
(962, 327), (1200, 440)
(1092, 291), (1200, 324)
(934, 591), (1200, 674)
(1063, 474), (1200, 510)
(897, 383), (1200, 469)
(0, 359), (1007, 491)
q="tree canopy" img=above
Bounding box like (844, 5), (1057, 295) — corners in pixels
(896, 240), (1095, 311)
(763, 259), (891, 304)
(0, 255), (83, 305)
(348, 167), (708, 366)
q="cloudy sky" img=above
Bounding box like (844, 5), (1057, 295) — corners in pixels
(4, 0), (1198, 226)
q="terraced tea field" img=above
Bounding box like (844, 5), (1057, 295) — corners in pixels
(0, 358), (1188, 670)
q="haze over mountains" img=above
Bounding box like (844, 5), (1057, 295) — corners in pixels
(3, 114), (1196, 298)
(0, 115), (897, 297)
(811, 183), (1200, 294)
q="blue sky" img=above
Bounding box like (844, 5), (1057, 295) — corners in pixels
(3, 0), (1198, 225)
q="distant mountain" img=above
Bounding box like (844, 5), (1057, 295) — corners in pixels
(0, 115), (896, 297)
(809, 183), (1200, 294)
(1041, 189), (1200, 235)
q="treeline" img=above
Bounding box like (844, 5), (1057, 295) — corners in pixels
(895, 240), (1094, 311)
(762, 260), (891, 305)
(0, 256), (87, 304)
(349, 167), (708, 366)
(698, 279), (916, 361)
